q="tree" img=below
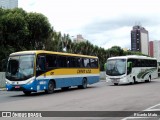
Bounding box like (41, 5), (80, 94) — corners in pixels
(108, 46), (123, 57)
(0, 8), (53, 71)
(25, 12), (52, 50)
(0, 8), (29, 71)
(0, 8), (28, 51)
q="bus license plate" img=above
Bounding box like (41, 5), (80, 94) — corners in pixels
(112, 79), (119, 83)
(15, 86), (20, 88)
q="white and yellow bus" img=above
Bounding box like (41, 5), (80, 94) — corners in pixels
(6, 50), (100, 95)
(105, 55), (158, 85)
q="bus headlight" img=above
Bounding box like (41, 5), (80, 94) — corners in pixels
(6, 81), (10, 85)
(6, 79), (11, 85)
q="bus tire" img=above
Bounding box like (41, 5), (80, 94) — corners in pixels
(148, 76), (151, 82)
(145, 76), (151, 83)
(79, 78), (87, 89)
(23, 91), (31, 95)
(133, 77), (136, 84)
(129, 82), (133, 85)
(114, 83), (118, 85)
(45, 80), (54, 94)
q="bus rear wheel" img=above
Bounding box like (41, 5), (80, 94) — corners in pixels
(133, 77), (137, 84)
(78, 78), (87, 89)
(45, 80), (54, 94)
(146, 76), (151, 82)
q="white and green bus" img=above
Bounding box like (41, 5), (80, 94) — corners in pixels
(105, 55), (158, 85)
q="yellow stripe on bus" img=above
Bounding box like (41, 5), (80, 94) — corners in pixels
(39, 69), (100, 76)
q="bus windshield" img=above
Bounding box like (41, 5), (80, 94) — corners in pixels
(106, 59), (126, 76)
(6, 55), (35, 81)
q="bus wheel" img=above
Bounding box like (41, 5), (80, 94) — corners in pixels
(129, 82), (133, 85)
(23, 91), (31, 95)
(133, 77), (136, 84)
(79, 78), (87, 89)
(114, 83), (118, 85)
(45, 80), (54, 94)
(148, 76), (151, 82)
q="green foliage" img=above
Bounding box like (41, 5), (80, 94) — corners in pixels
(0, 8), (53, 71)
(123, 50), (145, 56)
(0, 8), (146, 72)
(25, 12), (52, 50)
(108, 46), (124, 57)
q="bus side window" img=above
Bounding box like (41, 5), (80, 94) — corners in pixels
(67, 57), (75, 67)
(78, 58), (84, 68)
(69, 57), (77, 67)
(127, 62), (132, 75)
(57, 56), (67, 68)
(37, 55), (46, 71)
(90, 59), (98, 68)
(46, 55), (57, 68)
(10, 59), (19, 75)
(154, 60), (157, 67)
(84, 58), (90, 68)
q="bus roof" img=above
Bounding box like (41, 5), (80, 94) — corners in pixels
(107, 55), (157, 60)
(10, 50), (98, 59)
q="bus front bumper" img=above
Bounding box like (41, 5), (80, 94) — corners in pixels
(6, 78), (37, 92)
(106, 76), (129, 85)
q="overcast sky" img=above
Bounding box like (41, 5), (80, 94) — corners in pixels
(19, 0), (160, 49)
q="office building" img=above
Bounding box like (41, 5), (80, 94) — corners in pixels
(149, 40), (160, 62)
(73, 34), (87, 43)
(131, 25), (149, 55)
(0, 0), (18, 9)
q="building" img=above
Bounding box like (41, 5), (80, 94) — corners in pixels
(131, 25), (149, 55)
(123, 48), (129, 51)
(73, 34), (87, 43)
(0, 0), (18, 9)
(149, 40), (160, 62)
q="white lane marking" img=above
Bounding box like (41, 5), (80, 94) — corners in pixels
(145, 104), (160, 111)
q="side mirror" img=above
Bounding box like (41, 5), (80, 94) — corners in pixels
(127, 62), (132, 68)
(104, 63), (107, 71)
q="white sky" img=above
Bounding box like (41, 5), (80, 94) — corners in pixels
(19, 0), (160, 49)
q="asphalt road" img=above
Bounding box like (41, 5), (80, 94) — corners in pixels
(0, 79), (160, 120)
